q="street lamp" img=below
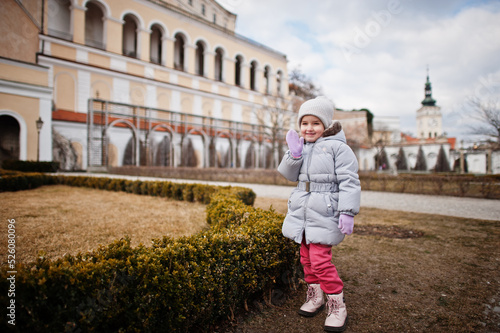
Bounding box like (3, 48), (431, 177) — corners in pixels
(36, 116), (44, 162)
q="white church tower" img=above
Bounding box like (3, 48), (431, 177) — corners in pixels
(416, 69), (443, 139)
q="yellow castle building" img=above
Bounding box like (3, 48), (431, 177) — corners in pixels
(0, 0), (291, 170)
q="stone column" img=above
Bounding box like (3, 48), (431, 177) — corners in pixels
(266, 72), (275, 95)
(71, 4), (86, 45)
(223, 56), (235, 84)
(163, 36), (175, 68)
(138, 27), (150, 62)
(239, 63), (249, 89)
(105, 16), (124, 54)
(185, 43), (196, 75)
(254, 67), (263, 93)
(205, 50), (215, 79)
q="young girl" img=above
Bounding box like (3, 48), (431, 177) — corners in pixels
(278, 96), (361, 332)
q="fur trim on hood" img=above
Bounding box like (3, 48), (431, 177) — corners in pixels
(323, 120), (342, 138)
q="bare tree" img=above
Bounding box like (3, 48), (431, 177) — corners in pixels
(253, 96), (294, 169)
(466, 98), (500, 144)
(288, 67), (323, 112)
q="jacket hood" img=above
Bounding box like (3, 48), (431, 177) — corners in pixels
(321, 120), (346, 143)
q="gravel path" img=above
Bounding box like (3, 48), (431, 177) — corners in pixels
(58, 173), (500, 221)
(205, 181), (500, 221)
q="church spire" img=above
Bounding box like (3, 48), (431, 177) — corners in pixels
(421, 66), (436, 106)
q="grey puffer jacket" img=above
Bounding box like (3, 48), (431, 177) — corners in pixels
(277, 123), (361, 246)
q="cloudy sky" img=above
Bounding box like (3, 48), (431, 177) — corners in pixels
(217, 0), (500, 144)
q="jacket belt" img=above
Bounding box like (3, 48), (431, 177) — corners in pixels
(298, 181), (338, 192)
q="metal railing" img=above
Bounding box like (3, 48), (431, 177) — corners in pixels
(87, 99), (288, 170)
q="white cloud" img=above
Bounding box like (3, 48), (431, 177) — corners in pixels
(217, 0), (500, 143)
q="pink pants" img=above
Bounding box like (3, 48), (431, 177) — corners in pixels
(300, 238), (343, 294)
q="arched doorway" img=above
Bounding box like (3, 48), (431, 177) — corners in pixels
(0, 115), (20, 163)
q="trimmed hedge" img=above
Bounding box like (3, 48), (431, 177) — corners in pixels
(359, 172), (500, 199)
(0, 172), (256, 206)
(0, 172), (56, 192)
(0, 174), (297, 332)
(1, 160), (60, 173)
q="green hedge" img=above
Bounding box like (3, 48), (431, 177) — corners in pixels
(0, 174), (297, 332)
(0, 172), (56, 191)
(0, 173), (256, 206)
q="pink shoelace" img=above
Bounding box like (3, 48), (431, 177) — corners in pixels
(306, 285), (316, 302)
(326, 296), (342, 316)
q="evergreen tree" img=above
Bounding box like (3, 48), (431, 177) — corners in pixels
(181, 138), (197, 167)
(395, 147), (408, 170)
(244, 143), (255, 169)
(413, 146), (427, 171)
(154, 136), (171, 166)
(434, 145), (451, 172)
(208, 139), (216, 167)
(377, 148), (390, 170)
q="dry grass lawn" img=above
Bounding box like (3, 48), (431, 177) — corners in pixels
(1, 185), (499, 332)
(0, 185), (208, 263)
(229, 203), (500, 333)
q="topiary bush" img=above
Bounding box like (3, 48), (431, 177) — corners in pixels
(0, 180), (298, 332)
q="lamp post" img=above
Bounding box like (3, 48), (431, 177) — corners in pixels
(36, 116), (44, 162)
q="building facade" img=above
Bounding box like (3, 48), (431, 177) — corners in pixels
(0, 0), (292, 170)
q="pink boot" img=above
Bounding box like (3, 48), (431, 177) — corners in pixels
(324, 292), (348, 332)
(298, 284), (325, 317)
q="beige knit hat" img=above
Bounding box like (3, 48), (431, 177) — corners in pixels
(297, 96), (335, 129)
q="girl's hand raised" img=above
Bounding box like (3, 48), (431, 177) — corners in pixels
(286, 130), (304, 158)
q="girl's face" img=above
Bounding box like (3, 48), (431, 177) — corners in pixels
(300, 115), (325, 143)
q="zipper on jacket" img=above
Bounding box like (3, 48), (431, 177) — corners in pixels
(302, 142), (315, 230)
(303, 194), (311, 235)
(305, 142), (315, 184)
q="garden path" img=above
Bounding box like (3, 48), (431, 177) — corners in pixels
(58, 173), (500, 221)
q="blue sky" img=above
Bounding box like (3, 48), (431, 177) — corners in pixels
(217, 0), (500, 145)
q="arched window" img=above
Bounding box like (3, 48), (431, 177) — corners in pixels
(174, 33), (186, 71)
(214, 48), (224, 82)
(150, 24), (163, 64)
(250, 61), (257, 91)
(264, 66), (270, 94)
(122, 15), (138, 58)
(48, 0), (72, 40)
(85, 1), (105, 49)
(195, 41), (205, 76)
(235, 55), (243, 86)
(276, 70), (283, 95)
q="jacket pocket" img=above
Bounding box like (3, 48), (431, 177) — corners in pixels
(328, 193), (340, 219)
(318, 193), (333, 217)
(288, 188), (304, 215)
